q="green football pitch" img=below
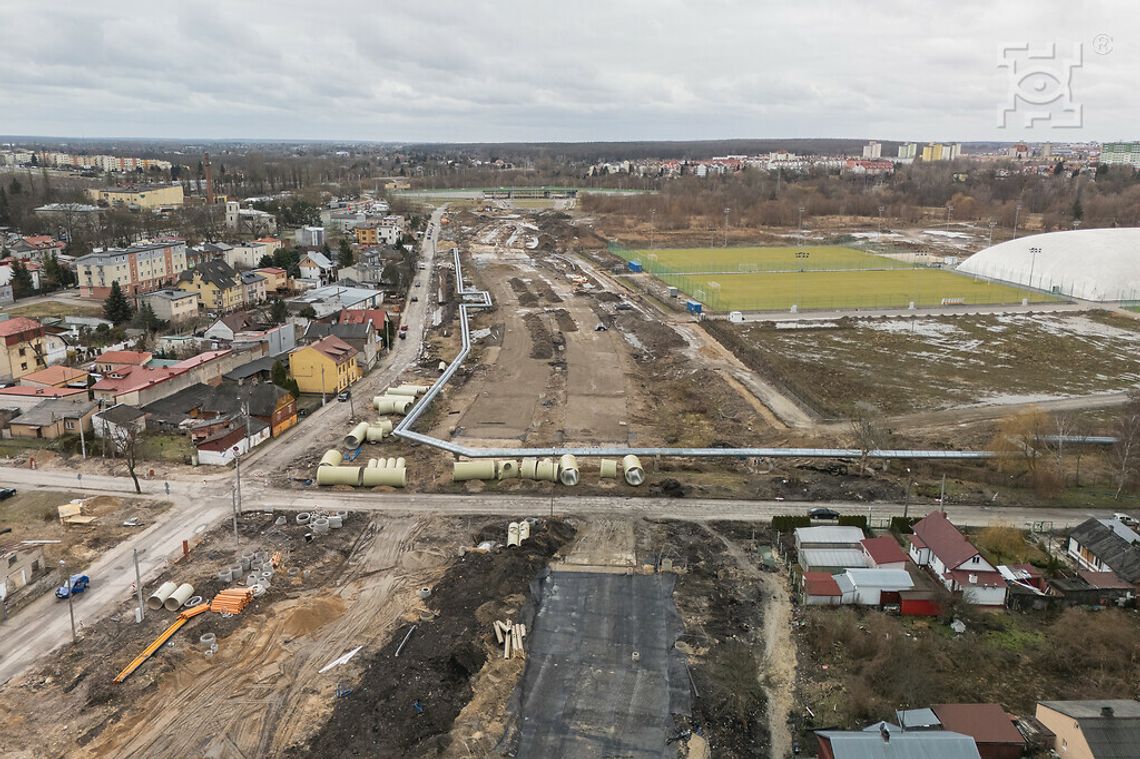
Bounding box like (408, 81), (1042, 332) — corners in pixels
(631, 245), (910, 274)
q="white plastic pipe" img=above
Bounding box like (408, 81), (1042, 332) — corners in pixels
(518, 520), (531, 543)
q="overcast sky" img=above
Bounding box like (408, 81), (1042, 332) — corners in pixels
(2, 0), (1134, 143)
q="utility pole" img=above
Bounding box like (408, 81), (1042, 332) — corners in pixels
(133, 548), (144, 622)
(231, 487), (239, 540)
(79, 417), (86, 459)
(321, 365), (327, 406)
(798, 206), (806, 247)
(1013, 202), (1022, 239)
(945, 203), (954, 232)
(878, 205), (885, 236)
(233, 442), (243, 516)
(903, 468), (912, 519)
(60, 560), (76, 642)
(988, 220), (997, 247)
(939, 474), (947, 513)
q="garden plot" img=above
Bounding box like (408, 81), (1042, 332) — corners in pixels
(710, 311), (1140, 417)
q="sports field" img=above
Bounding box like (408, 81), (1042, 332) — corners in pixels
(632, 245), (910, 273)
(613, 244), (1051, 311)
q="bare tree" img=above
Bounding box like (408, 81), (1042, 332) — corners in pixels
(109, 422), (144, 495)
(1111, 392), (1140, 500)
(850, 404), (885, 475)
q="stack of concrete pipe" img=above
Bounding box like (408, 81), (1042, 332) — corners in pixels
(346, 420), (395, 446)
(163, 583), (195, 611)
(317, 460), (407, 487)
(450, 456), (641, 486)
(146, 581), (178, 610)
(373, 395), (414, 415)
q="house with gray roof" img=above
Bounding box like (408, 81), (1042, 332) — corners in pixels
(1068, 517), (1140, 590)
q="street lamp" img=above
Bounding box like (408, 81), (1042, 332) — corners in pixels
(945, 203), (954, 231)
(988, 219), (997, 247)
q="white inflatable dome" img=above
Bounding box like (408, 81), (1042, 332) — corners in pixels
(957, 228), (1140, 302)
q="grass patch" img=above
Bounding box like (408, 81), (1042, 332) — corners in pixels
(627, 245), (912, 274)
(7, 299), (103, 319)
(135, 433), (193, 463)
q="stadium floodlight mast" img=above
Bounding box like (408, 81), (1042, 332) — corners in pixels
(798, 206), (806, 246)
(878, 205), (885, 236)
(1028, 246), (1042, 291)
(649, 208), (656, 249)
(1013, 202), (1023, 239)
(945, 203), (954, 231)
(723, 208), (731, 248)
(988, 219), (997, 247)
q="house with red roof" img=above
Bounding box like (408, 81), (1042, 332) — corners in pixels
(93, 349), (152, 373)
(860, 535), (908, 569)
(909, 511), (1006, 605)
(802, 572), (844, 606)
(0, 317), (48, 382)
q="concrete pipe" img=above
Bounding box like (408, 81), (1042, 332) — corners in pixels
(558, 454), (580, 487)
(497, 460), (520, 480)
(329, 515), (343, 529)
(296, 512), (311, 525)
(507, 522), (521, 548)
(518, 520), (531, 543)
(395, 457), (406, 470)
(230, 564), (243, 578)
(261, 570), (274, 581)
(361, 466), (407, 488)
(242, 550), (255, 561)
(247, 574), (259, 587)
(385, 457), (397, 470)
(365, 425), (389, 443)
(253, 584), (267, 597)
(200, 633), (217, 652)
(622, 455), (645, 487)
(599, 459), (619, 479)
(186, 596), (203, 608)
(367, 458), (380, 469)
(387, 384), (427, 397)
(336, 509), (349, 519)
(535, 458), (558, 482)
(147, 581), (178, 611)
(251, 560), (263, 572)
(316, 466), (365, 486)
(374, 398), (413, 415)
(344, 421), (370, 448)
(217, 569), (233, 583)
(520, 457), (538, 480)
(453, 460), (497, 481)
(319, 449), (343, 467)
(417, 587), (432, 600)
(312, 518), (330, 535)
(164, 583), (195, 612)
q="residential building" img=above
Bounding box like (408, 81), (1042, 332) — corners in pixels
(232, 322), (296, 357)
(337, 261), (385, 288)
(862, 140), (882, 159)
(354, 220), (402, 246)
(844, 159), (894, 176)
(930, 704), (1026, 759)
(204, 312), (258, 342)
(295, 226), (325, 247)
(287, 284), (383, 319)
(196, 417), (270, 466)
(921, 143), (962, 162)
(338, 307), (390, 344)
(224, 201), (277, 235)
(240, 270), (267, 305)
(142, 382), (296, 440)
(1067, 517), (1140, 590)
(303, 320), (379, 370)
(794, 525), (868, 573)
(87, 183), (184, 209)
(836, 568), (914, 605)
(0, 385), (86, 413)
(1099, 142), (1140, 168)
(141, 288), (200, 323)
(91, 346), (263, 406)
(0, 543), (45, 602)
(186, 242), (232, 269)
(297, 251), (334, 283)
(93, 349), (152, 373)
(254, 236), (283, 254)
(898, 142), (918, 159)
(223, 241), (273, 270)
(0, 317), (47, 382)
(1035, 700), (1140, 759)
(816, 727), (981, 759)
(0, 260), (42, 292)
(19, 365), (88, 389)
(860, 535), (908, 569)
(33, 202), (102, 219)
(7, 235), (65, 262)
(0, 284), (12, 306)
(8, 397), (97, 439)
(75, 240), (188, 299)
(177, 259), (244, 312)
(92, 403), (146, 440)
(288, 336), (360, 394)
(237, 383), (297, 437)
(909, 511), (1005, 605)
(255, 267), (289, 293)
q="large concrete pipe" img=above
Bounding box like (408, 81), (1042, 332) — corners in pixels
(147, 581), (178, 610)
(164, 583), (195, 611)
(520, 457), (538, 480)
(367, 458), (380, 469)
(386, 384), (428, 397)
(319, 449), (343, 467)
(497, 459), (520, 480)
(558, 454), (580, 487)
(622, 455), (645, 486)
(395, 457), (406, 469)
(361, 466), (407, 487)
(374, 398), (413, 415)
(599, 459), (619, 479)
(385, 457), (397, 469)
(316, 466), (365, 486)
(365, 420), (394, 442)
(454, 460), (497, 481)
(535, 458), (558, 482)
(344, 422), (370, 448)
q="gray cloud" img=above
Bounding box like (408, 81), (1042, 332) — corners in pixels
(0, 0), (1134, 142)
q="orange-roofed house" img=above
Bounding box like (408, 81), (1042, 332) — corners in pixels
(254, 267), (289, 293)
(0, 317), (48, 382)
(288, 336), (360, 394)
(19, 365), (89, 389)
(93, 350), (152, 374)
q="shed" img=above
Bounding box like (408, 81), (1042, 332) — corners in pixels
(861, 535), (908, 569)
(932, 704), (1026, 759)
(802, 572), (843, 606)
(841, 568), (915, 606)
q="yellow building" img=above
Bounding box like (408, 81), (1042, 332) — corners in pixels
(176, 260), (244, 313)
(288, 336), (361, 394)
(0, 317), (48, 382)
(88, 183), (184, 209)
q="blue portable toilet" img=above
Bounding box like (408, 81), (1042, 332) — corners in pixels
(685, 300), (703, 315)
(628, 261), (643, 273)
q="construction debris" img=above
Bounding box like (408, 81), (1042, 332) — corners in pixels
(493, 619), (526, 659)
(209, 588), (254, 615)
(319, 646), (363, 674)
(113, 603), (209, 683)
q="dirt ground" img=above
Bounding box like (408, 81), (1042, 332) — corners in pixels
(0, 510), (462, 758)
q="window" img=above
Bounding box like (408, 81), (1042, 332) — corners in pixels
(18, 347), (26, 357)
(7, 555), (15, 568)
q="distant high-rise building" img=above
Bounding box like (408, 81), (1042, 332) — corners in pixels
(862, 140), (881, 159)
(920, 143), (961, 162)
(897, 143), (917, 160)
(1100, 142), (1140, 168)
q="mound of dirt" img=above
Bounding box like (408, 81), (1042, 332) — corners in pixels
(550, 309), (578, 332)
(523, 313), (554, 359)
(290, 519), (576, 758)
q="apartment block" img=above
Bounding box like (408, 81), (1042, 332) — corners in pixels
(75, 240), (188, 299)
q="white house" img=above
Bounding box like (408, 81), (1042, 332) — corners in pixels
(794, 525), (868, 573)
(909, 511), (1006, 606)
(92, 403), (146, 439)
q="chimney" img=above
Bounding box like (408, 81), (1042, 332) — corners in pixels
(1102, 706), (1115, 718)
(880, 723), (891, 743)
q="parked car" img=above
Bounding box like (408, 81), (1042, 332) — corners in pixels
(808, 507), (841, 520)
(411, 296), (419, 302)
(337, 391), (351, 402)
(0, 487), (15, 500)
(56, 574), (90, 600)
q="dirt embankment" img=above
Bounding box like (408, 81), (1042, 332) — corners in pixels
(290, 519), (576, 758)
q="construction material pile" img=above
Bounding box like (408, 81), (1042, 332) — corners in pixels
(209, 587), (254, 615)
(493, 619), (527, 659)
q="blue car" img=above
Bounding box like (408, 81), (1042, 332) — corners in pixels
(56, 574), (90, 599)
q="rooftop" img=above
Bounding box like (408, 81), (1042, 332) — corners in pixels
(861, 535), (908, 565)
(307, 335), (357, 363)
(795, 526), (866, 545)
(11, 398), (98, 427)
(0, 386), (85, 398)
(816, 729), (982, 759)
(0, 317), (44, 338)
(1069, 518), (1140, 584)
(1040, 700), (1140, 720)
(95, 350), (152, 366)
(19, 365), (88, 386)
(803, 572), (842, 597)
(932, 704), (1025, 747)
(913, 511), (981, 569)
(144, 288), (198, 301)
